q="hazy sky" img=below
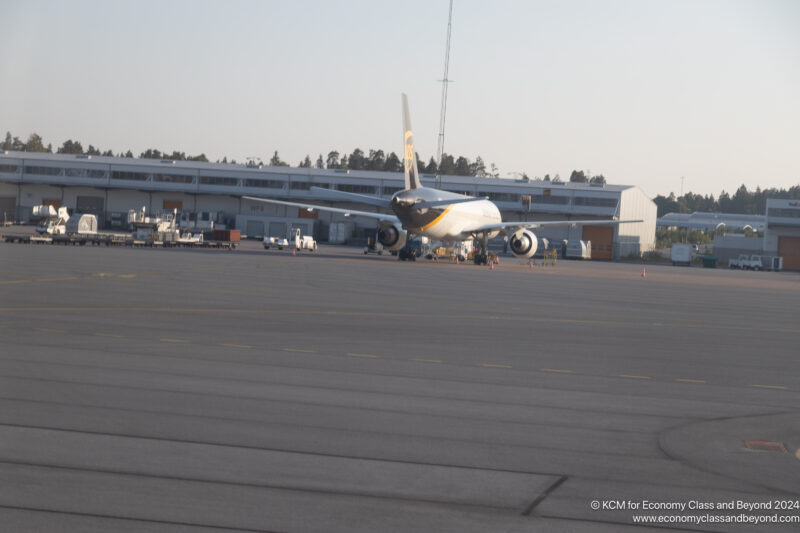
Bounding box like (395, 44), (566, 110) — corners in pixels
(1, 0), (798, 197)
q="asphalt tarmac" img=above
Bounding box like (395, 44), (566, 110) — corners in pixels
(1, 239), (799, 532)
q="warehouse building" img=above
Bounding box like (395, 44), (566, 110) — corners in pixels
(0, 151), (657, 259)
(657, 211), (766, 233)
(764, 199), (800, 270)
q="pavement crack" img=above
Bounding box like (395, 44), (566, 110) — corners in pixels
(522, 475), (567, 516)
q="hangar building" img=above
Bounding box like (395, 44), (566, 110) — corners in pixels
(764, 199), (800, 270)
(0, 151), (657, 259)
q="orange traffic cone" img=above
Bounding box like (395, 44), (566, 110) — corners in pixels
(490, 262), (494, 270)
(641, 266), (646, 278)
(455, 256), (459, 265)
(529, 261), (533, 269)
(292, 249), (296, 257)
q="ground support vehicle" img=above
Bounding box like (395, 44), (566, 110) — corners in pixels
(670, 244), (694, 266)
(364, 235), (386, 255)
(292, 228), (317, 251)
(3, 232), (234, 249)
(264, 236), (289, 250)
(729, 254), (763, 270)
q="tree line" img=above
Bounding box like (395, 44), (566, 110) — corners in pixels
(263, 148), (502, 178)
(3, 131), (503, 176)
(653, 184), (800, 218)
(1, 132), (210, 162)
(3, 130), (600, 183)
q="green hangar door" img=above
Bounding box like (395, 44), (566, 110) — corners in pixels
(76, 196), (104, 216)
(0, 196), (15, 222)
(582, 225), (614, 259)
(778, 237), (800, 270)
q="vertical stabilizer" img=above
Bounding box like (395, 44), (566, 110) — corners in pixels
(402, 93), (421, 190)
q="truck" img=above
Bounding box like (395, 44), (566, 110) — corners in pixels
(128, 207), (179, 242)
(565, 240), (592, 260)
(264, 236), (289, 250)
(34, 206), (70, 235)
(728, 254), (763, 270)
(671, 244), (694, 266)
(292, 227), (317, 251)
(265, 228), (317, 251)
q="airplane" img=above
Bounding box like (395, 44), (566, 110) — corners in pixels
(244, 94), (641, 264)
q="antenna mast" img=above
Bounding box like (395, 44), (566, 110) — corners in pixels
(435, 0), (454, 189)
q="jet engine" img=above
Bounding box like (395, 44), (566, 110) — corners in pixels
(508, 229), (538, 258)
(377, 223), (407, 251)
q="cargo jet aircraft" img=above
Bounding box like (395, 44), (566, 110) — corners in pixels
(244, 94), (640, 264)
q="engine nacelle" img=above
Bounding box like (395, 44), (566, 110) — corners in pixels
(508, 229), (538, 258)
(377, 223), (407, 251)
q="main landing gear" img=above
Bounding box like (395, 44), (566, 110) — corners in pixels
(473, 232), (491, 265)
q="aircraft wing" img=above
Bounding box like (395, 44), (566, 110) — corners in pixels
(470, 219), (643, 234)
(242, 196), (400, 223)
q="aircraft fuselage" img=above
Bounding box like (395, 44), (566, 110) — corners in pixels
(391, 187), (502, 241)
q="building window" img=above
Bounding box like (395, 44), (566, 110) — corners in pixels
(531, 194), (569, 205)
(244, 178), (285, 189)
(155, 173), (194, 183)
(200, 176), (240, 186)
(111, 170), (148, 181)
(0, 164), (19, 173)
(64, 168), (106, 178)
(338, 184), (377, 194)
(443, 189), (472, 196)
(291, 181), (331, 190)
(24, 166), (63, 176)
(382, 186), (403, 195)
(574, 197), (618, 207)
(768, 208), (800, 219)
(479, 191), (520, 202)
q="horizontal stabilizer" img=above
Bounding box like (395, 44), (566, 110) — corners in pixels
(242, 196), (399, 223)
(309, 187), (392, 208)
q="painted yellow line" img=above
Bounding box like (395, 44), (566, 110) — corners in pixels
(160, 338), (189, 344)
(480, 363), (513, 369)
(0, 280), (30, 285)
(38, 328), (67, 333)
(94, 333), (124, 338)
(217, 343), (252, 349)
(676, 378), (706, 383)
(616, 374), (651, 380)
(346, 353), (380, 359)
(751, 384), (788, 390)
(88, 273), (112, 278)
(796, 448), (800, 461)
(410, 358), (442, 363)
(282, 348), (317, 353)
(36, 276), (79, 282)
(118, 274), (137, 279)
(541, 368), (574, 374)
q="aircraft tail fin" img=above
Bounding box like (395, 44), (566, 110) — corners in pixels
(402, 93), (421, 190)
